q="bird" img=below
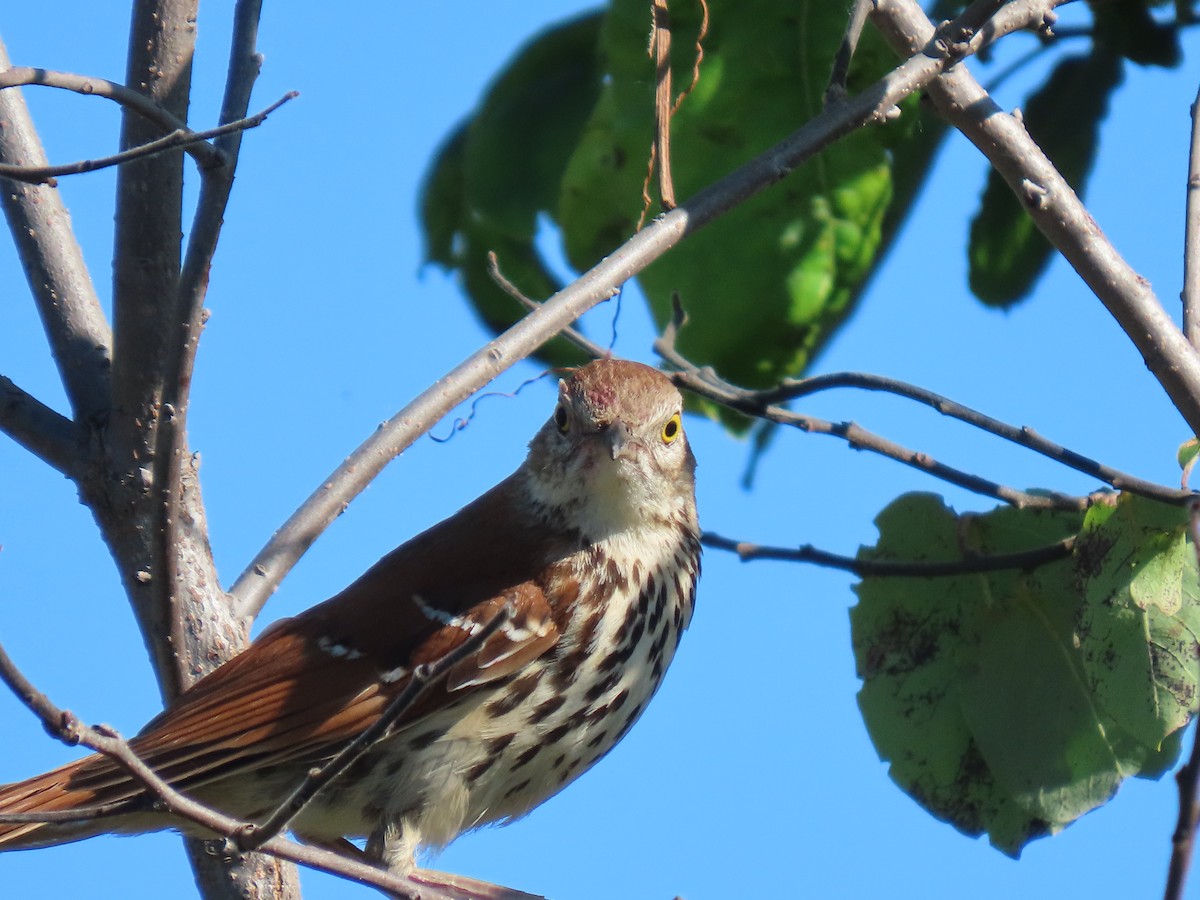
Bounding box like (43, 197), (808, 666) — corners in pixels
(0, 358), (701, 885)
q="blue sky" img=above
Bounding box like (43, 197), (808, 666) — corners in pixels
(0, 3), (1197, 899)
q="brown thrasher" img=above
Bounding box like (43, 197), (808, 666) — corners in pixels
(0, 359), (700, 882)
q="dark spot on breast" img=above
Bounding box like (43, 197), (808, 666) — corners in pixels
(596, 639), (636, 674)
(385, 758), (404, 778)
(558, 756), (586, 786)
(609, 688), (630, 712)
(577, 606), (603, 653)
(656, 621), (673, 652)
(531, 694), (568, 723)
(488, 733), (516, 755)
(584, 670), (621, 703)
(615, 703), (645, 742)
(544, 722), (573, 745)
(605, 557), (628, 591)
(504, 778), (532, 798)
(467, 754), (499, 782)
(586, 730), (609, 749)
(511, 744), (543, 771)
(554, 647), (588, 690)
(618, 599), (639, 642)
(551, 753), (566, 769)
(487, 672), (540, 717)
(647, 578), (670, 633)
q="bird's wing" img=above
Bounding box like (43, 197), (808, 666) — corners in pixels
(60, 473), (568, 800)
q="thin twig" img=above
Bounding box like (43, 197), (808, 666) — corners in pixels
(826, 0), (872, 106)
(672, 0), (708, 115)
(0, 93), (296, 185)
(236, 606), (512, 852)
(0, 66), (225, 171)
(702, 530), (1075, 576)
(872, 0), (1200, 435)
(1185, 82), (1200, 349)
(655, 303), (1091, 511)
(757, 372), (1193, 506)
(229, 0), (1058, 621)
(486, 251), (607, 360)
(1164, 500), (1200, 900)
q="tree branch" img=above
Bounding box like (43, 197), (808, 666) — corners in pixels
(655, 306), (1091, 510)
(97, 5), (287, 897)
(701, 530), (1074, 576)
(0, 66), (225, 171)
(0, 41), (112, 426)
(0, 92), (295, 185)
(872, 0), (1200, 436)
(487, 251), (609, 360)
(229, 0), (1055, 620)
(107, 0), (200, 702)
(756, 371), (1192, 506)
(1185, 82), (1200, 349)
(0, 376), (80, 476)
(825, 0), (871, 105)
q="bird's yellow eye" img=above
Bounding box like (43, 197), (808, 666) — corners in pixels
(661, 413), (682, 444)
(554, 404), (570, 434)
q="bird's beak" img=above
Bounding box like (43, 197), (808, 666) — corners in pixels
(604, 419), (635, 461)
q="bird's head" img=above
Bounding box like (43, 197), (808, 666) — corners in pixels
(524, 359), (696, 540)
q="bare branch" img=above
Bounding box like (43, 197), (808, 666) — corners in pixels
(107, 0), (200, 702)
(0, 92), (296, 185)
(825, 0), (871, 105)
(872, 0), (1200, 436)
(487, 251), (608, 360)
(236, 606), (511, 852)
(656, 308), (1090, 511)
(178, 0), (268, 329)
(0, 66), (225, 171)
(0, 376), (81, 476)
(0, 41), (112, 425)
(1185, 83), (1200, 349)
(760, 372), (1193, 506)
(229, 0), (1052, 620)
(702, 530), (1075, 576)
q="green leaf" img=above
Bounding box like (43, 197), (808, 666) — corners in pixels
(968, 52), (1123, 307)
(560, 0), (909, 391)
(1076, 496), (1197, 756)
(420, 1), (945, 419)
(851, 493), (1197, 857)
(418, 12), (605, 368)
(1178, 437), (1200, 487)
(1091, 0), (1182, 68)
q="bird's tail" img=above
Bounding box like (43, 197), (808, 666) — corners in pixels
(0, 753), (145, 851)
